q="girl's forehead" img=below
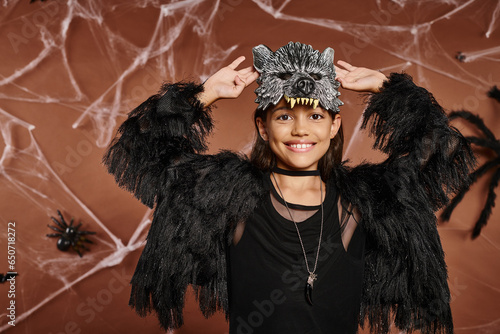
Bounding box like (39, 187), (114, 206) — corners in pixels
(265, 106), (335, 124)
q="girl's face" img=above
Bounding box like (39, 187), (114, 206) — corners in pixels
(256, 98), (341, 171)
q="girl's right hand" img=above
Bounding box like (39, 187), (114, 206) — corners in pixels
(198, 56), (259, 107)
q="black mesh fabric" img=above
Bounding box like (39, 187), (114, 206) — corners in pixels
(229, 177), (366, 334)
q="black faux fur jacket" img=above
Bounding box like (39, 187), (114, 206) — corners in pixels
(103, 73), (474, 334)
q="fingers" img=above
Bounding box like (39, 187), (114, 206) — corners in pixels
(235, 70), (259, 88)
(337, 60), (357, 71)
(236, 66), (259, 86)
(228, 56), (246, 70)
(334, 65), (348, 77)
(234, 75), (244, 87)
(238, 66), (255, 75)
(245, 71), (259, 86)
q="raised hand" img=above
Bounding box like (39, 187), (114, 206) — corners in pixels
(335, 60), (387, 93)
(198, 56), (259, 106)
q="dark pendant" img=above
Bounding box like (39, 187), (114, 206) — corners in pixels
(305, 273), (317, 305)
(305, 281), (314, 305)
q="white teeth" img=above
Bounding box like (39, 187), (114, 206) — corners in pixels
(290, 143), (313, 149)
(290, 98), (296, 108)
(285, 95), (290, 102)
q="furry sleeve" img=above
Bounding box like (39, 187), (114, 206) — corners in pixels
(361, 73), (475, 210)
(102, 82), (213, 208)
(103, 83), (266, 330)
(342, 73), (475, 334)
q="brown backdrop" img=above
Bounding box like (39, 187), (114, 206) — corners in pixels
(1, 1), (499, 333)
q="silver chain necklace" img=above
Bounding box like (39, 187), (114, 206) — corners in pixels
(272, 172), (324, 305)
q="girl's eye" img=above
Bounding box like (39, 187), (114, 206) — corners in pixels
(277, 114), (292, 121)
(310, 114), (324, 120)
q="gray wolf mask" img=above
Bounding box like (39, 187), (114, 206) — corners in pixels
(252, 42), (343, 113)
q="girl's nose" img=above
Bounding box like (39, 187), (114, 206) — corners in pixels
(291, 118), (309, 136)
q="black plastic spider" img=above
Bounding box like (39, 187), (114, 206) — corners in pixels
(46, 210), (96, 257)
(455, 51), (467, 62)
(441, 86), (500, 238)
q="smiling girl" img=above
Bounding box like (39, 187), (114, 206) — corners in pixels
(104, 42), (473, 334)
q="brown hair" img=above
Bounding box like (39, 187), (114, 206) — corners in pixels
(250, 107), (344, 181)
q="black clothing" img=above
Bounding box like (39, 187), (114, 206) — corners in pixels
(103, 74), (475, 333)
(229, 179), (365, 334)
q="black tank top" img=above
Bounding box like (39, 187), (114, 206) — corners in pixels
(229, 179), (366, 334)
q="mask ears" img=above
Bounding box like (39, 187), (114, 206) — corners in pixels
(252, 45), (274, 73)
(320, 47), (335, 65)
(256, 117), (268, 141)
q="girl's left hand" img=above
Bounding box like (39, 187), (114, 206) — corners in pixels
(335, 60), (387, 93)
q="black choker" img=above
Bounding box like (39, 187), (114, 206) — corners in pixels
(272, 167), (320, 177)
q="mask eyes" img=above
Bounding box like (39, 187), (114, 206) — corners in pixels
(278, 73), (293, 80)
(277, 73), (321, 80)
(309, 73), (322, 80)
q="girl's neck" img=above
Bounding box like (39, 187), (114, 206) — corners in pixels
(271, 168), (325, 206)
(272, 166), (320, 177)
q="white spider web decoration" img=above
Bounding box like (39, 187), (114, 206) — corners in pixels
(0, 0), (499, 333)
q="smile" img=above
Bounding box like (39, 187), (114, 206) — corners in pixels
(289, 143), (313, 149)
(285, 142), (316, 152)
